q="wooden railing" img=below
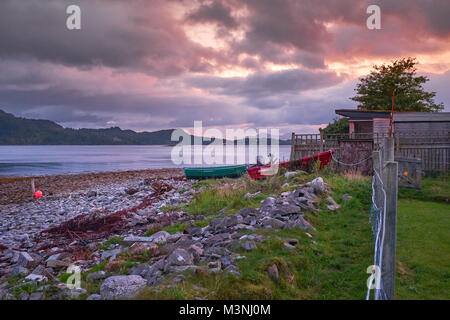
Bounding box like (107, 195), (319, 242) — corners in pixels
(290, 130), (450, 173)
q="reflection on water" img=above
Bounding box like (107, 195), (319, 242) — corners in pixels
(0, 145), (291, 177)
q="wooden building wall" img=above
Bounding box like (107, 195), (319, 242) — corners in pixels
(394, 121), (450, 132)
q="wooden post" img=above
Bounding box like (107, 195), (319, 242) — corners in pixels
(381, 160), (398, 300)
(290, 132), (295, 161)
(31, 179), (36, 197)
(383, 137), (394, 162)
(319, 131), (324, 153)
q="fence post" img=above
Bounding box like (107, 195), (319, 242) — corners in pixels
(381, 160), (398, 300)
(290, 132), (295, 161)
(319, 131), (324, 153)
(383, 137), (394, 162)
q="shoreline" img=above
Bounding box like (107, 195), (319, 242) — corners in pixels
(0, 168), (183, 205)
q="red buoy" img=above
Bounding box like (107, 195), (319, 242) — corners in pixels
(34, 190), (43, 198)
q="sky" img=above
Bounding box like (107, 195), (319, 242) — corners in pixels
(0, 0), (449, 138)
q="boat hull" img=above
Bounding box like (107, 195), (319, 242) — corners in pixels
(184, 164), (247, 179)
(247, 150), (335, 179)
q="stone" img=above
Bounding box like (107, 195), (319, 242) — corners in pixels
(148, 231), (170, 244)
(209, 218), (224, 229)
(87, 271), (107, 282)
(236, 208), (259, 217)
(28, 292), (44, 300)
(286, 216), (315, 230)
(221, 215), (238, 228)
(46, 259), (70, 269)
(207, 260), (222, 272)
(188, 244), (204, 261)
(165, 248), (194, 267)
(220, 256), (234, 269)
(267, 264), (279, 283)
(121, 236), (152, 245)
(285, 238), (299, 245)
(87, 190), (97, 197)
(87, 294), (102, 300)
(310, 177), (326, 194)
(244, 191), (261, 199)
(130, 263), (151, 277)
(326, 196), (341, 211)
(283, 242), (296, 249)
(263, 217), (285, 229)
(100, 275), (147, 300)
(45, 253), (61, 262)
(12, 266), (29, 276)
(65, 288), (87, 299)
(241, 240), (257, 251)
(31, 265), (50, 276)
(260, 197), (276, 212)
(284, 171), (298, 179)
(101, 248), (122, 262)
(224, 265), (241, 277)
(189, 227), (202, 237)
(342, 194), (352, 201)
(25, 273), (47, 282)
(17, 252), (34, 268)
(172, 274), (186, 283)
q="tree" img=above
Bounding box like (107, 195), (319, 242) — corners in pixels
(320, 117), (349, 134)
(351, 57), (443, 112)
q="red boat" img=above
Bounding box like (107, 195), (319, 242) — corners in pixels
(246, 150), (335, 179)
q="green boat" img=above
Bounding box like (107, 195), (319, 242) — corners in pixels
(183, 164), (247, 179)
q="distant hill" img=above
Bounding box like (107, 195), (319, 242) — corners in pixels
(0, 109), (291, 145)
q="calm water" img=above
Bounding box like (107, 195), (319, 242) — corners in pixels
(0, 145), (291, 177)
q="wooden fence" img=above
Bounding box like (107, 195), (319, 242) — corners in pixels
(290, 131), (449, 173)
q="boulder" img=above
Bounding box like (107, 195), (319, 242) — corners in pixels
(326, 196), (341, 211)
(149, 231), (170, 244)
(87, 271), (107, 282)
(17, 252), (35, 268)
(310, 177), (326, 194)
(241, 240), (257, 251)
(262, 217), (285, 229)
(100, 275), (147, 300)
(130, 263), (152, 277)
(11, 266), (29, 276)
(284, 171), (298, 179)
(283, 242), (296, 249)
(267, 264), (279, 283)
(260, 197), (276, 212)
(165, 248), (194, 267)
(25, 274), (47, 283)
(101, 248), (122, 262)
(236, 208), (259, 217)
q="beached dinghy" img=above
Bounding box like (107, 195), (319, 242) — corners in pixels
(184, 164), (247, 179)
(247, 150), (335, 179)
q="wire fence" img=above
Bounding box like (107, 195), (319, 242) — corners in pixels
(366, 160), (388, 300)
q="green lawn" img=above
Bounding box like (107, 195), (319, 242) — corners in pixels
(396, 185), (450, 299)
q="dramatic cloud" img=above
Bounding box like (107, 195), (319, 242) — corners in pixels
(0, 0), (448, 135)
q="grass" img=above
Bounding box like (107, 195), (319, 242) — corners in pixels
(135, 171), (449, 300)
(395, 177), (450, 300)
(137, 171), (376, 299)
(98, 236), (124, 250)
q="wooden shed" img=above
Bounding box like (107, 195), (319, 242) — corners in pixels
(335, 109), (450, 135)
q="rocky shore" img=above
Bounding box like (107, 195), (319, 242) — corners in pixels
(0, 169), (342, 300)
